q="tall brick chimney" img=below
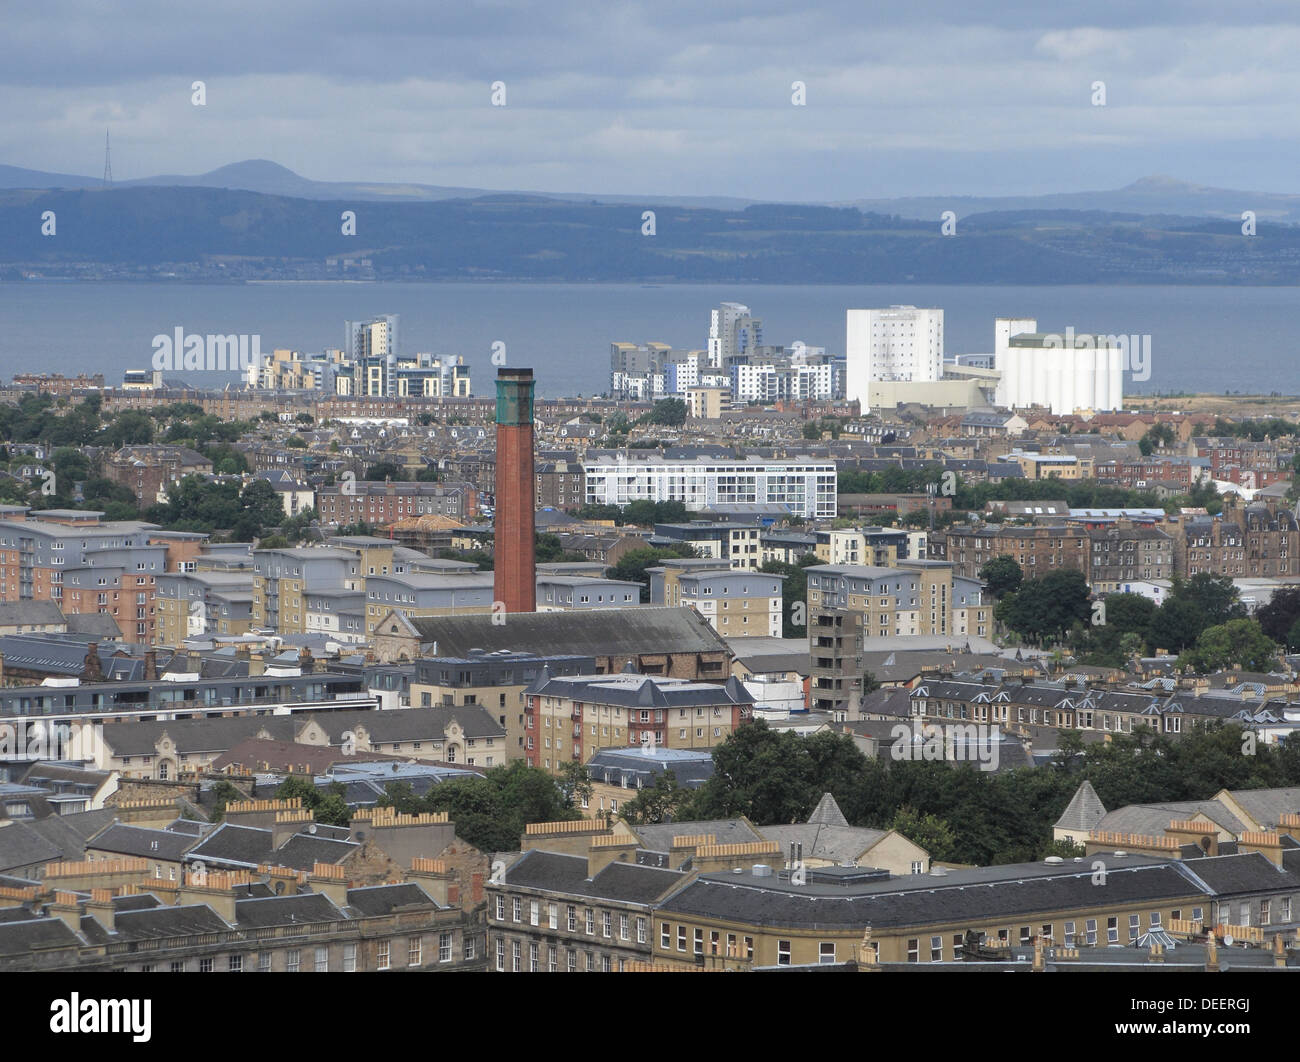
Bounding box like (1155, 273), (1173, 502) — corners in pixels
(493, 368), (536, 614)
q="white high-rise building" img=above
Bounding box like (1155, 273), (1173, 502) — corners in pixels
(708, 302), (762, 368)
(994, 317), (1123, 413)
(845, 306), (944, 410)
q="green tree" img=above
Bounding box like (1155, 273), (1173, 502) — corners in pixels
(1146, 597), (1207, 654)
(364, 461), (406, 481)
(619, 770), (691, 825)
(645, 398), (687, 427)
(1178, 618), (1279, 673)
(887, 806), (958, 863)
(995, 569), (1090, 645)
(977, 555), (1023, 599)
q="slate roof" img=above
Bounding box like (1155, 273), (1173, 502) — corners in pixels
(1054, 781), (1107, 832)
(761, 823), (892, 865)
(632, 819), (763, 852)
(408, 606), (731, 659)
(1224, 787), (1300, 830)
(271, 834), (358, 871)
(234, 893), (345, 929)
(185, 824), (275, 868)
(0, 917), (82, 956)
(1095, 803), (1248, 838)
(657, 861), (1203, 931)
(501, 848), (686, 905)
(111, 904), (234, 939)
(345, 882), (438, 916)
(86, 824), (198, 862)
(0, 822), (62, 872)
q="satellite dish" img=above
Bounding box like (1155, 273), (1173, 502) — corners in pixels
(1223, 934), (1234, 946)
(308, 823), (317, 834)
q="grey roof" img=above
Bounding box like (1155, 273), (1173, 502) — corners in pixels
(0, 822), (61, 873)
(760, 823), (892, 865)
(657, 860), (1203, 931)
(86, 823), (198, 862)
(0, 917), (82, 956)
(1054, 781), (1107, 832)
(22, 808), (117, 861)
(1095, 803), (1248, 838)
(408, 606), (731, 659)
(0, 600), (65, 626)
(1222, 787), (1300, 830)
(186, 824), (275, 868)
(807, 793), (850, 828)
(345, 882), (438, 916)
(271, 834), (358, 871)
(502, 848), (686, 905)
(111, 903), (234, 939)
(632, 819), (763, 852)
(234, 892), (345, 929)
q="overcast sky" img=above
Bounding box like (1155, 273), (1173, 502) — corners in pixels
(8, 1), (1300, 201)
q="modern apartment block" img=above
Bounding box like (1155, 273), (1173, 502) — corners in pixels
(807, 561), (990, 718)
(708, 302), (763, 367)
(522, 669), (755, 776)
(155, 571), (255, 645)
(648, 558), (784, 638)
(584, 455), (836, 519)
(0, 511), (199, 643)
(252, 547), (361, 635)
(651, 522), (764, 570)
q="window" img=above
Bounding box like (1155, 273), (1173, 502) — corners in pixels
(511, 940), (521, 972)
(530, 900), (539, 927)
(603, 911), (613, 938)
(567, 905), (577, 932)
(694, 928), (703, 955)
(228, 955), (242, 973)
(512, 897), (522, 923)
(906, 939), (919, 963)
(636, 917), (646, 944)
(930, 936), (943, 962)
(548, 945), (558, 972)
(343, 943), (357, 972)
(1128, 915), (1140, 943)
(778, 940), (791, 966)
(548, 904), (558, 931)
(198, 958), (213, 973)
(529, 943), (539, 972)
(495, 939), (505, 972)
(316, 946), (329, 972)
(170, 961), (185, 973)
(677, 926), (687, 952)
(567, 950), (577, 972)
(376, 942), (390, 971)
(1019, 926), (1031, 946)
(495, 896), (506, 921)
(661, 923), (671, 949)
(820, 942), (836, 965)
(620, 914), (630, 940)
(464, 938), (476, 961)
(1085, 919), (1098, 946)
(286, 949), (301, 973)
(586, 908), (595, 935)
(1107, 917), (1118, 944)
(258, 952), (271, 973)
(1064, 922), (1076, 946)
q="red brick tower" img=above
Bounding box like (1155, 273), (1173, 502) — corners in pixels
(493, 367), (536, 613)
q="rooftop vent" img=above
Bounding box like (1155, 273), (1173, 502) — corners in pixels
(751, 864), (772, 878)
(1044, 856), (1064, 865)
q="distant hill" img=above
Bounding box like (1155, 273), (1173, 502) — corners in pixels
(0, 158), (757, 210)
(1, 181), (1297, 284)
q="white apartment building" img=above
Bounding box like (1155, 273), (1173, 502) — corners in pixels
(345, 315), (399, 359)
(846, 306), (944, 411)
(993, 317), (1124, 414)
(583, 455), (837, 519)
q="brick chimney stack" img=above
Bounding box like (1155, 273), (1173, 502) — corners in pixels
(493, 368), (536, 614)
